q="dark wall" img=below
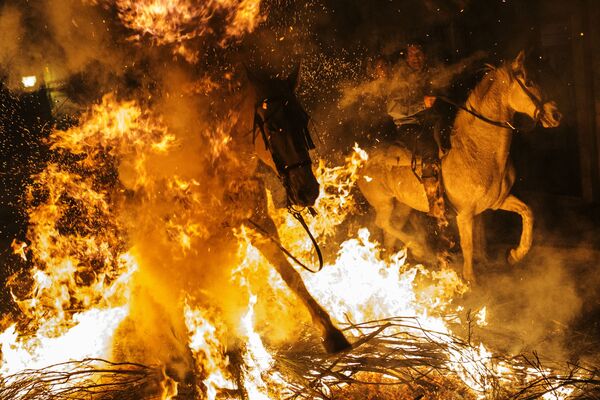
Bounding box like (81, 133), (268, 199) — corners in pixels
(320, 0), (596, 200)
(0, 84), (53, 311)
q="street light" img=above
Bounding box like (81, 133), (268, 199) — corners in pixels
(21, 75), (37, 88)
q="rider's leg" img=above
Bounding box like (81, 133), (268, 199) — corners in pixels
(394, 123), (443, 220)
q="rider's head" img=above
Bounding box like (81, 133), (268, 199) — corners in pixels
(406, 43), (426, 72)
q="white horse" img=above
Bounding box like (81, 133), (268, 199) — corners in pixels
(358, 51), (562, 282)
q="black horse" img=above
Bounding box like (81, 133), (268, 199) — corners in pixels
(238, 66), (351, 353)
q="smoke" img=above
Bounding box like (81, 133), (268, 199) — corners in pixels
(0, 4), (23, 80)
(0, 0), (274, 378)
(469, 248), (583, 359)
(0, 0), (473, 346)
(340, 51), (485, 110)
(0, 0), (125, 91)
(451, 201), (600, 363)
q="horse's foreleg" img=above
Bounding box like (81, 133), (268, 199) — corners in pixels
(379, 198), (399, 250)
(473, 214), (488, 264)
(252, 235), (351, 353)
(456, 212), (475, 283)
(250, 208), (350, 353)
(497, 194), (533, 265)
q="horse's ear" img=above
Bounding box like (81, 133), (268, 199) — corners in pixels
(511, 50), (526, 73)
(287, 64), (300, 90)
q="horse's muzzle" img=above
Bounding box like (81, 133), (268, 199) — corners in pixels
(288, 167), (320, 207)
(541, 101), (561, 128)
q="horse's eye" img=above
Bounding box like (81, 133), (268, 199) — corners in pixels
(268, 124), (283, 133)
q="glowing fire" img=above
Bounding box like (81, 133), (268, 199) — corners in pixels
(0, 92), (585, 400)
(96, 0), (265, 61)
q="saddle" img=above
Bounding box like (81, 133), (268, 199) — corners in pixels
(374, 140), (456, 218)
(372, 141), (446, 176)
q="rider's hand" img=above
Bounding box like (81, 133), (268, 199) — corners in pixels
(424, 95), (436, 108)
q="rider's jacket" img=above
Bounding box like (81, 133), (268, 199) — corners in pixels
(386, 64), (433, 126)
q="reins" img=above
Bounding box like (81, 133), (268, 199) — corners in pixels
(436, 94), (517, 131)
(247, 205), (324, 274)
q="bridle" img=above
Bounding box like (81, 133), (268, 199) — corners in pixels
(437, 69), (548, 132)
(512, 70), (547, 126)
(250, 96), (324, 273)
(253, 97), (315, 182)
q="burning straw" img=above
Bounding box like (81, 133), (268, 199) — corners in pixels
(0, 358), (174, 400)
(2, 319), (600, 399)
(273, 317), (600, 400)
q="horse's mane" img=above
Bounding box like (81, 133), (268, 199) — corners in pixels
(468, 62), (511, 105)
(451, 61), (514, 146)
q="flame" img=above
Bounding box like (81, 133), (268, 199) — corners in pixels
(184, 301), (236, 400)
(10, 239), (27, 261)
(0, 87), (583, 400)
(96, 0), (265, 61)
(232, 145), (582, 399)
(1, 306), (129, 375)
(0, 95), (174, 395)
(224, 0), (265, 39)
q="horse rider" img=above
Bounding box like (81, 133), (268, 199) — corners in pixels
(386, 42), (453, 261)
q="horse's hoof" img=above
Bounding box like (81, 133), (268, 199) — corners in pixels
(462, 271), (476, 286)
(322, 329), (352, 354)
(464, 276), (476, 286)
(507, 249), (520, 265)
(411, 245), (426, 261)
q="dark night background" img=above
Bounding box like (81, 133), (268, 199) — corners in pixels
(1, 0), (599, 357)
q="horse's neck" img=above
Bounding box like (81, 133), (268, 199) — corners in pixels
(449, 70), (514, 170)
(229, 84), (256, 148)
(231, 85), (275, 173)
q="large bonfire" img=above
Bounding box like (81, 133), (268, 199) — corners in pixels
(0, 1), (598, 399)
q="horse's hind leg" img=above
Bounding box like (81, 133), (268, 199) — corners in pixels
(250, 195), (350, 353)
(405, 208), (429, 260)
(373, 196), (426, 259)
(456, 212), (475, 283)
(497, 194), (533, 265)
